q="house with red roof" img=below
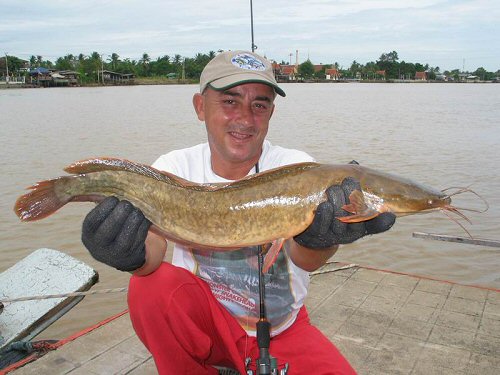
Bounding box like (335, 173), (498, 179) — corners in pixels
(279, 65), (298, 81)
(325, 68), (341, 81)
(415, 71), (427, 81)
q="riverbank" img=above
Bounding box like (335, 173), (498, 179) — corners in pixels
(2, 78), (498, 89)
(0, 77), (196, 89)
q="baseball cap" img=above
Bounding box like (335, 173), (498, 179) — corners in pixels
(199, 50), (285, 97)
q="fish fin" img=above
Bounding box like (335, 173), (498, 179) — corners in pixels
(262, 238), (285, 273)
(209, 162), (321, 191)
(14, 178), (72, 221)
(337, 212), (380, 223)
(338, 190), (380, 223)
(64, 157), (200, 189)
(342, 190), (367, 214)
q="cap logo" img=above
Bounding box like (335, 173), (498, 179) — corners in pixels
(231, 53), (266, 71)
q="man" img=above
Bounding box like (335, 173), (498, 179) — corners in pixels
(82, 50), (395, 374)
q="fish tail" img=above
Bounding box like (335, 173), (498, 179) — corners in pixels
(14, 177), (73, 221)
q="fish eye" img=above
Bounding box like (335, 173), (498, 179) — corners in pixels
(427, 199), (433, 205)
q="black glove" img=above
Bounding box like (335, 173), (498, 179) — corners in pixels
(294, 177), (396, 249)
(82, 197), (151, 271)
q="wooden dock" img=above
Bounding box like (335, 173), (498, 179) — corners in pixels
(8, 264), (500, 374)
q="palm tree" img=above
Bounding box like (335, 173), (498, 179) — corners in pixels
(109, 53), (120, 70)
(173, 54), (182, 65)
(140, 53), (150, 65)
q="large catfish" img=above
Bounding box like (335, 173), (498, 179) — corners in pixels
(14, 158), (457, 271)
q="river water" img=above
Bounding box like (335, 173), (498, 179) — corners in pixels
(1, 83), (499, 340)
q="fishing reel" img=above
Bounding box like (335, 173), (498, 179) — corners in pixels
(245, 356), (288, 375)
(245, 351), (289, 375)
(244, 319), (289, 375)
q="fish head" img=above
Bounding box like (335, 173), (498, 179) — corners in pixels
(360, 168), (452, 216)
(372, 183), (451, 216)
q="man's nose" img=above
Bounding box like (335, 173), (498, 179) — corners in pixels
(237, 104), (254, 126)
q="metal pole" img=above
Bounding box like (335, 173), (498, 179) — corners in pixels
(250, 0), (256, 52)
(413, 232), (500, 248)
(101, 55), (104, 85)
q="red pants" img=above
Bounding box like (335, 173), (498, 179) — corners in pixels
(128, 262), (356, 374)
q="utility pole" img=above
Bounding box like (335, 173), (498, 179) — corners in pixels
(99, 54), (105, 85)
(4, 52), (9, 83)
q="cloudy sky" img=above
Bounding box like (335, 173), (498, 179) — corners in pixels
(2, 0), (499, 72)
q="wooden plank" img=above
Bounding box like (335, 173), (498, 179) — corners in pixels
(412, 232), (500, 248)
(0, 248), (98, 350)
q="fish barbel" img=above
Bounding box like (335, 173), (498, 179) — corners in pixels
(14, 158), (455, 267)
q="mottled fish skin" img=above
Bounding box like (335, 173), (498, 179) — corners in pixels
(14, 158), (451, 251)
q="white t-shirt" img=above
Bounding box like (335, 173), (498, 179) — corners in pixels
(152, 140), (315, 336)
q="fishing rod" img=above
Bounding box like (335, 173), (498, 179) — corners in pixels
(250, 0), (257, 52)
(245, 162), (287, 375)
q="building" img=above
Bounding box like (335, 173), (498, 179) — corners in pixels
(29, 67), (53, 86)
(27, 68), (80, 87)
(466, 75), (480, 82)
(415, 71), (427, 81)
(325, 68), (341, 81)
(275, 64), (298, 82)
(100, 70), (135, 84)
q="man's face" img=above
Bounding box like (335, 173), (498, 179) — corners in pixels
(193, 83), (275, 171)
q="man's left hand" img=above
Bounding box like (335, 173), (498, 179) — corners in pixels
(294, 177), (396, 249)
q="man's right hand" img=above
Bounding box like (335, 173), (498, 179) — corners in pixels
(82, 197), (151, 272)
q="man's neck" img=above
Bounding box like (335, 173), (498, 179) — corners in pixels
(211, 157), (259, 180)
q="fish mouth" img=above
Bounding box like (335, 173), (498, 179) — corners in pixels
(438, 187), (489, 238)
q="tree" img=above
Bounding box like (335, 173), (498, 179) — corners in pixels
(298, 59), (314, 79)
(139, 53), (151, 76)
(151, 55), (173, 76)
(377, 53), (401, 79)
(474, 67), (494, 81)
(414, 63), (425, 72)
(109, 53), (120, 70)
(55, 56), (72, 71)
(1, 55), (27, 74)
(349, 60), (361, 78)
(379, 51), (399, 63)
(55, 54), (76, 71)
(314, 64), (329, 79)
(173, 54), (182, 65)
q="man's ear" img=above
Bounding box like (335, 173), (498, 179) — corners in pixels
(192, 93), (205, 121)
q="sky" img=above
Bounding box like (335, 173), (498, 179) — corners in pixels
(1, 0), (499, 72)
